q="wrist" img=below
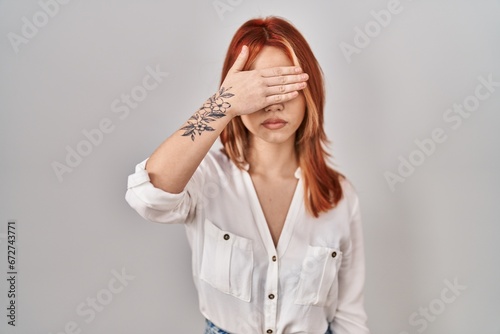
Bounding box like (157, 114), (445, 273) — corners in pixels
(225, 105), (239, 119)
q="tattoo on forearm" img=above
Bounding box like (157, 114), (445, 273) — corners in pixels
(180, 87), (234, 141)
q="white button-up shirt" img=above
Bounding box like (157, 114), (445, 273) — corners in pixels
(125, 149), (370, 334)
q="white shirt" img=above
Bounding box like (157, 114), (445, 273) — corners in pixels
(125, 149), (370, 334)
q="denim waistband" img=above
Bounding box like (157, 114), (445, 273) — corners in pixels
(204, 319), (231, 334)
(204, 318), (332, 334)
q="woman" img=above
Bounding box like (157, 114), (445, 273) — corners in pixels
(126, 16), (370, 334)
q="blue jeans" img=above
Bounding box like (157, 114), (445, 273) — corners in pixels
(204, 318), (333, 334)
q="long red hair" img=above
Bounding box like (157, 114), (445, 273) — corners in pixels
(219, 16), (345, 217)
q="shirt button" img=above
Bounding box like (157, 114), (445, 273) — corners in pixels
(268, 293), (275, 299)
(272, 255), (277, 262)
(223, 234), (230, 240)
(266, 330), (273, 333)
(332, 251), (337, 258)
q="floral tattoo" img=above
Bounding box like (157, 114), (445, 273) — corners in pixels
(180, 87), (234, 141)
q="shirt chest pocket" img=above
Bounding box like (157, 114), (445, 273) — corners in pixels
(294, 245), (343, 307)
(200, 219), (254, 302)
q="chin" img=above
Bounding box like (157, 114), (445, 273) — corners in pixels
(256, 132), (294, 144)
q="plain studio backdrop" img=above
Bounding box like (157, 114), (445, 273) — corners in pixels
(1, 0), (499, 333)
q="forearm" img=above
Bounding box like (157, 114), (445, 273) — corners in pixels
(145, 87), (236, 194)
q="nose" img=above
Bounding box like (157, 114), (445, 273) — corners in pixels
(264, 103), (284, 112)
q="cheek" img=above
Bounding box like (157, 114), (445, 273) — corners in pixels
(240, 114), (258, 131)
(288, 96), (306, 124)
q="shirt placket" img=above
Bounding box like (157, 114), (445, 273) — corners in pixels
(241, 169), (302, 333)
(264, 252), (279, 333)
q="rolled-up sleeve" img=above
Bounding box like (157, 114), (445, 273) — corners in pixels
(125, 158), (203, 224)
(329, 191), (370, 334)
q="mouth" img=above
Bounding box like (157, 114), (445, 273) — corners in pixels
(262, 118), (287, 130)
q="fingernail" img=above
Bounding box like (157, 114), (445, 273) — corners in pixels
(295, 67), (302, 73)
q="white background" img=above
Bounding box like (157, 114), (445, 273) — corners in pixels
(1, 0), (499, 333)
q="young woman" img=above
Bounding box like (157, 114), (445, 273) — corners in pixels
(126, 16), (370, 334)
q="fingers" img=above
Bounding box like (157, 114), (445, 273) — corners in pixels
(264, 72), (309, 87)
(266, 81), (307, 96)
(260, 69), (308, 103)
(229, 45), (249, 73)
(264, 91), (301, 105)
(260, 66), (303, 78)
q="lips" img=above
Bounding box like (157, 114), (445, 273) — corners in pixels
(262, 118), (287, 130)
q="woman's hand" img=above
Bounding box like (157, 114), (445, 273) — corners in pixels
(220, 45), (309, 117)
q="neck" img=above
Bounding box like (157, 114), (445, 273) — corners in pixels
(246, 135), (298, 179)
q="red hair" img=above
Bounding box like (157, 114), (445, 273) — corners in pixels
(219, 16), (345, 217)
